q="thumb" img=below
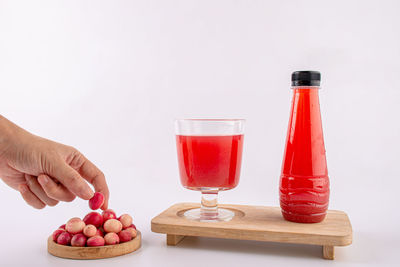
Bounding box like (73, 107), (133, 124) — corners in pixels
(48, 160), (94, 200)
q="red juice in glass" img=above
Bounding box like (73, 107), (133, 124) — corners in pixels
(176, 135), (244, 190)
(279, 71), (330, 223)
(175, 119), (245, 222)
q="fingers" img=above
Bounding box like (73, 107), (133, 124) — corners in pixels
(77, 156), (109, 210)
(49, 159), (94, 200)
(37, 174), (76, 202)
(25, 174), (59, 206)
(18, 184), (46, 209)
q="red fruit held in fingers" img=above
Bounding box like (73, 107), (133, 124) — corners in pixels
(83, 212), (103, 228)
(57, 232), (72, 246)
(102, 209), (117, 222)
(89, 192), (105, 210)
(118, 230), (132, 243)
(52, 229), (65, 242)
(87, 236), (105, 247)
(71, 233), (87, 247)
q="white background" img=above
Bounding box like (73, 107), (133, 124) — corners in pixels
(1, 0), (399, 266)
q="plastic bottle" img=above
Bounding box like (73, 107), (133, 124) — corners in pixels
(279, 71), (330, 223)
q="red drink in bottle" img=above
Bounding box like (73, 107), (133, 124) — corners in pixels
(279, 71), (330, 223)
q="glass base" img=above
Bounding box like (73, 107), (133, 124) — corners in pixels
(183, 208), (234, 222)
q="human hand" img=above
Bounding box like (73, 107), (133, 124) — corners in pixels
(0, 116), (109, 209)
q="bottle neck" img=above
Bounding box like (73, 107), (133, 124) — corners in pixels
(291, 86), (320, 91)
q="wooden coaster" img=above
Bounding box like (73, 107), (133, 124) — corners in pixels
(47, 231), (141, 260)
(151, 203), (352, 260)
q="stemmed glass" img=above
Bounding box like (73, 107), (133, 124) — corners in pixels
(175, 119), (245, 222)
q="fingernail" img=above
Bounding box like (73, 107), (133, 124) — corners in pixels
(39, 175), (49, 185)
(19, 184), (27, 193)
(84, 189), (94, 199)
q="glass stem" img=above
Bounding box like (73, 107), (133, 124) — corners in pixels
(200, 190), (219, 220)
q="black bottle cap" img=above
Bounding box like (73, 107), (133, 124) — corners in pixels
(291, 71), (321, 86)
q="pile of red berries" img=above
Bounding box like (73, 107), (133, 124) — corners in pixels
(52, 192), (137, 247)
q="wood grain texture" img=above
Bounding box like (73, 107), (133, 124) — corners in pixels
(167, 234), (185, 246)
(323, 245), (335, 260)
(152, 203), (352, 246)
(151, 203), (352, 259)
(47, 231), (141, 260)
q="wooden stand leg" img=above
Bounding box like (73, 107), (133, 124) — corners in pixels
(166, 234), (185, 246)
(322, 246), (334, 260)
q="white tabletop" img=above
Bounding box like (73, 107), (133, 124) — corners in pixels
(1, 180), (397, 267)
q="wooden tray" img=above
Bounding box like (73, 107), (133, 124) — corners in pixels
(151, 203), (352, 260)
(47, 231), (141, 259)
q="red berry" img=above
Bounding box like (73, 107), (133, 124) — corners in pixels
(89, 192), (105, 210)
(119, 214), (133, 228)
(66, 218), (85, 234)
(104, 233), (120, 245)
(103, 219), (122, 233)
(118, 230), (132, 243)
(87, 236), (105, 247)
(125, 224), (136, 230)
(71, 233), (87, 247)
(83, 212), (103, 228)
(102, 209), (117, 222)
(95, 229), (104, 237)
(125, 228), (137, 238)
(52, 229), (65, 242)
(57, 232), (72, 246)
(83, 224), (97, 237)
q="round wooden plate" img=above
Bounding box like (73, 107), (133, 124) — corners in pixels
(47, 231), (141, 259)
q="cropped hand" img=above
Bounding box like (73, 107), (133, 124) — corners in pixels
(0, 116), (109, 209)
